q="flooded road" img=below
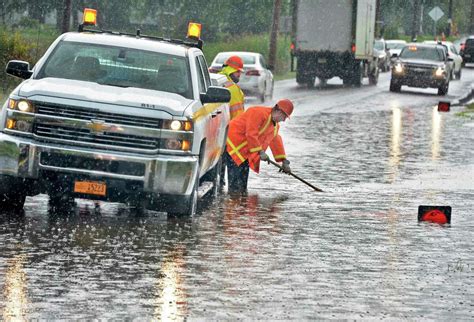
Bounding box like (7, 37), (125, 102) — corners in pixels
(1, 70), (473, 319)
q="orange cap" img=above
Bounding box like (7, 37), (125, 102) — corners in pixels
(225, 55), (244, 72)
(276, 99), (294, 118)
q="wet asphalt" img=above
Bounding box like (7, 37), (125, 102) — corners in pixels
(1, 69), (473, 319)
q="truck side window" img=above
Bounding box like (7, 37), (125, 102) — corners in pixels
(195, 57), (206, 93)
(198, 55), (211, 88)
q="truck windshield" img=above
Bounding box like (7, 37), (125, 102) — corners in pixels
(37, 41), (192, 99)
(399, 47), (444, 61)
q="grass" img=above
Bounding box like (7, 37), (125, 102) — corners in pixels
(456, 102), (474, 119)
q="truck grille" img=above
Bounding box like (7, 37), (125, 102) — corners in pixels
(40, 152), (146, 176)
(34, 123), (159, 150)
(36, 103), (162, 129)
(406, 64), (433, 75)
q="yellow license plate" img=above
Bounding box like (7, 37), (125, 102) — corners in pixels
(74, 181), (106, 196)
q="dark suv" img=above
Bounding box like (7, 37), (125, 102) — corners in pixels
(460, 36), (474, 65)
(390, 43), (453, 95)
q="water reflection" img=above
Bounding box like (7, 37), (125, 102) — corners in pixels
(154, 244), (188, 321)
(3, 254), (29, 321)
(388, 107), (402, 182)
(431, 106), (442, 160)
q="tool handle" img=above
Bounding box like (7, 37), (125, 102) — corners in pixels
(267, 160), (324, 192)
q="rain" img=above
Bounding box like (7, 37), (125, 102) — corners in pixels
(1, 0), (473, 319)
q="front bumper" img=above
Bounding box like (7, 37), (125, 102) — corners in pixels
(0, 133), (198, 198)
(391, 73), (447, 88)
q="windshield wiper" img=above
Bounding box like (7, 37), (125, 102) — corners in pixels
(98, 81), (130, 88)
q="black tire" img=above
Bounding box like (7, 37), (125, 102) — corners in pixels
(0, 191), (26, 212)
(352, 63), (364, 87)
(389, 80), (401, 92)
(211, 157), (223, 198)
(437, 82), (449, 96)
(455, 68), (462, 80)
(259, 88), (265, 103)
(266, 81), (274, 101)
(168, 169), (199, 216)
(48, 189), (75, 213)
(318, 77), (327, 88)
(307, 76), (316, 88)
(368, 67), (379, 85)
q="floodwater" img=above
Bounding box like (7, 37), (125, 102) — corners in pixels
(1, 72), (473, 319)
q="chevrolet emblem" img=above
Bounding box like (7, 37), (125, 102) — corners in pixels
(87, 120), (109, 134)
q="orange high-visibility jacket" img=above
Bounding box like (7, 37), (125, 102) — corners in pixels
(226, 106), (286, 173)
(219, 67), (245, 119)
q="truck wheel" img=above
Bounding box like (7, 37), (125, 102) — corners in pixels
(49, 192), (75, 213)
(389, 80), (401, 92)
(352, 63), (363, 87)
(168, 168), (200, 216)
(438, 82), (449, 96)
(211, 157), (223, 198)
(318, 78), (327, 88)
(368, 67), (379, 85)
(307, 76), (316, 88)
(0, 191), (26, 212)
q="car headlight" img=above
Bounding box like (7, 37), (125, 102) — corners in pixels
(8, 99), (36, 113)
(434, 67), (445, 77)
(394, 63), (404, 73)
(164, 120), (192, 131)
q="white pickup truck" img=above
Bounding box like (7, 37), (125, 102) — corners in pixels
(0, 19), (231, 215)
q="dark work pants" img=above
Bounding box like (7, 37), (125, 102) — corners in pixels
(224, 152), (249, 193)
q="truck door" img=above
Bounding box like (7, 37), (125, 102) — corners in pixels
(195, 55), (223, 174)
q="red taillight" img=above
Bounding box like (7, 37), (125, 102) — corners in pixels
(246, 69), (261, 76)
(290, 43), (295, 50)
(460, 43), (465, 51)
(351, 43), (356, 53)
(208, 67), (221, 73)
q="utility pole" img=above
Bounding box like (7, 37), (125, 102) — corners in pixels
(447, 0), (453, 36)
(268, 0), (282, 72)
(375, 0), (382, 38)
(411, 0), (420, 41)
(61, 0), (72, 33)
(471, 0), (474, 33)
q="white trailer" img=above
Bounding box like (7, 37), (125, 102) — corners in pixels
(291, 0), (379, 87)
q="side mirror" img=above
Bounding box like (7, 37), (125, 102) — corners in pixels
(200, 86), (231, 104)
(447, 57), (454, 62)
(6, 60), (33, 79)
(391, 53), (398, 58)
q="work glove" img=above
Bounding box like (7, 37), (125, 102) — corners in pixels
(259, 151), (269, 162)
(280, 159), (291, 174)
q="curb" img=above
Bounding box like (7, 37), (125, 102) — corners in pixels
(452, 83), (474, 106)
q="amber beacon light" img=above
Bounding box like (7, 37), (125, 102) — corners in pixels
(83, 8), (97, 26)
(187, 22), (202, 40)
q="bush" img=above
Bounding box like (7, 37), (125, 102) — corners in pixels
(0, 29), (36, 93)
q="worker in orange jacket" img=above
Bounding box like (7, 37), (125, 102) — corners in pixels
(219, 55), (245, 186)
(225, 99), (294, 192)
(219, 55), (245, 120)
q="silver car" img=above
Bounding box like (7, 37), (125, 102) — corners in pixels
(423, 40), (463, 80)
(209, 51), (274, 102)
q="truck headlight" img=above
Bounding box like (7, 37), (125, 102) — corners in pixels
(5, 118), (33, 132)
(8, 99), (36, 113)
(162, 139), (192, 151)
(165, 120), (192, 131)
(394, 63), (404, 74)
(434, 67), (445, 77)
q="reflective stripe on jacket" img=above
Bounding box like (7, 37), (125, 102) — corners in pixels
(219, 67), (245, 119)
(226, 106), (286, 173)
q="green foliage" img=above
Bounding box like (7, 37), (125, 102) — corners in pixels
(0, 29), (36, 92)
